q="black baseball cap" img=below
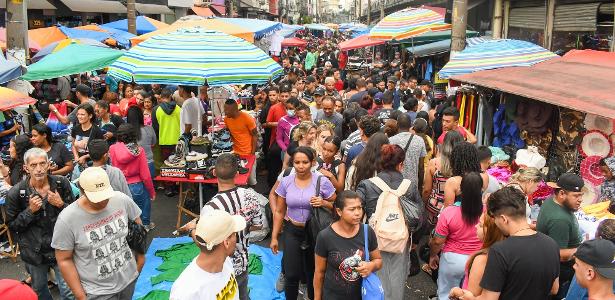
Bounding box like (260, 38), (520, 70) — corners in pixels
(288, 67), (301, 75)
(420, 79), (432, 86)
(574, 239), (615, 280)
(547, 173), (586, 192)
(314, 87), (325, 96)
(387, 76), (398, 83)
(305, 75), (317, 83)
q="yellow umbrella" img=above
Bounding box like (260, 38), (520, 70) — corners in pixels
(130, 19), (254, 46)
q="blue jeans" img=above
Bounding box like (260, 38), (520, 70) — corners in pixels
(25, 263), (73, 300)
(129, 182), (151, 225)
(437, 252), (469, 300)
(148, 161), (155, 179)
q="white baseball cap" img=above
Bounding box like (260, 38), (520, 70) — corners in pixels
(195, 210), (246, 251)
(78, 167), (115, 203)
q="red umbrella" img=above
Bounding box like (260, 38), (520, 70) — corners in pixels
(0, 87), (37, 110)
(282, 37), (307, 48)
(338, 35), (384, 51)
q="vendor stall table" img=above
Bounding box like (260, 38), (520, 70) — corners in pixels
(154, 155), (255, 229)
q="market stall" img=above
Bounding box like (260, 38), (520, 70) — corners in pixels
(281, 37), (307, 48)
(447, 49), (615, 227)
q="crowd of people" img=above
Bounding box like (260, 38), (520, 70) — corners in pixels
(1, 30), (614, 300)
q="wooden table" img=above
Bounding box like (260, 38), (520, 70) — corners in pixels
(154, 155), (255, 229)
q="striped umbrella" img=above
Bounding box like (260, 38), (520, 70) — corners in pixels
(439, 39), (559, 79)
(369, 7), (452, 41)
(0, 87), (37, 110)
(108, 27), (283, 86)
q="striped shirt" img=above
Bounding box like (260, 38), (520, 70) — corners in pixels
(200, 187), (263, 276)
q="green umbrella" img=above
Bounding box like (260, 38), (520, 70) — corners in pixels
(22, 43), (123, 81)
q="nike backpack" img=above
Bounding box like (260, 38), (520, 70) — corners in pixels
(368, 177), (410, 254)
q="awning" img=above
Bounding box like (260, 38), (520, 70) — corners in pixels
(191, 6), (215, 17)
(451, 49), (615, 119)
(339, 35), (384, 51)
(59, 0), (127, 14)
(210, 4), (226, 15)
(406, 36), (489, 57)
(135, 3), (173, 15)
(168, 0), (194, 8)
(398, 30), (479, 46)
(0, 0), (55, 10)
(282, 37), (307, 48)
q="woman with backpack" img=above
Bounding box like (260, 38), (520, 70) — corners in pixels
(356, 144), (423, 300)
(314, 190), (382, 300)
(429, 172), (484, 300)
(270, 146), (337, 300)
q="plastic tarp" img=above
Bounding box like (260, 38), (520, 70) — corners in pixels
(28, 26), (67, 48)
(21, 43), (123, 81)
(451, 49), (615, 119)
(0, 54), (23, 84)
(130, 19), (254, 45)
(339, 34), (385, 51)
(78, 24), (135, 48)
(277, 24), (304, 38)
(102, 16), (169, 35)
(281, 37), (307, 48)
(218, 18), (282, 39)
(58, 26), (112, 43)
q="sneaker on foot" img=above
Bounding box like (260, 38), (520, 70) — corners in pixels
(145, 222), (156, 232)
(275, 273), (285, 293)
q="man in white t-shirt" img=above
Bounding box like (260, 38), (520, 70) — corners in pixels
(178, 85), (206, 135)
(170, 210), (246, 300)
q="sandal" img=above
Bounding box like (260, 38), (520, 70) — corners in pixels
(421, 263), (433, 276)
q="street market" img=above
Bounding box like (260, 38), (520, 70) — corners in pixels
(0, 1), (615, 300)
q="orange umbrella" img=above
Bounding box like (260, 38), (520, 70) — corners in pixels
(28, 26), (67, 48)
(0, 87), (37, 110)
(130, 19), (254, 46)
(0, 27), (42, 51)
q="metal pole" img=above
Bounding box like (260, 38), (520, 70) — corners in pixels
(6, 0), (29, 65)
(503, 0), (510, 38)
(544, 0), (555, 50)
(450, 0), (468, 55)
(380, 0), (384, 21)
(611, 0), (615, 52)
(127, 0), (137, 35)
(492, 0), (503, 39)
(367, 0), (371, 24)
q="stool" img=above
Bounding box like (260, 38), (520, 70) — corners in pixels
(0, 199), (19, 262)
(176, 184), (199, 229)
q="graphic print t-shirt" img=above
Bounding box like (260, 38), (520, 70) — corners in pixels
(315, 225), (378, 300)
(70, 124), (104, 156)
(170, 257), (239, 300)
(51, 192), (141, 295)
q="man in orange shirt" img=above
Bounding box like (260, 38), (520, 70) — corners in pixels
(224, 99), (258, 185)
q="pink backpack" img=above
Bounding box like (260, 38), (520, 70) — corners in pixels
(368, 177), (410, 253)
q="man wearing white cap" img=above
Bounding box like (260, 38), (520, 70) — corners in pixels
(52, 167), (143, 300)
(170, 209), (246, 300)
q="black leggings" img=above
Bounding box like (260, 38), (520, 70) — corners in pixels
(283, 221), (314, 300)
(267, 142), (283, 188)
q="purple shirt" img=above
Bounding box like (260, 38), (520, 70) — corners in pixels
(276, 115), (299, 152)
(275, 172), (336, 224)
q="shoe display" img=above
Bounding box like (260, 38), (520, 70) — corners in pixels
(185, 151), (208, 162)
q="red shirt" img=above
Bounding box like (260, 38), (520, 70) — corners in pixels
(266, 103), (287, 146)
(335, 79), (344, 92)
(437, 126), (468, 144)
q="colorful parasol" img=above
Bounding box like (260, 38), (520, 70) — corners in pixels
(32, 38), (109, 62)
(0, 53), (24, 84)
(217, 18), (282, 39)
(108, 27), (283, 87)
(0, 87), (37, 110)
(77, 24), (135, 48)
(0, 27), (42, 51)
(338, 35), (384, 51)
(22, 43), (123, 81)
(281, 37), (307, 48)
(130, 19), (254, 46)
(369, 7), (452, 41)
(28, 26), (68, 48)
(439, 39), (559, 79)
(102, 16), (169, 35)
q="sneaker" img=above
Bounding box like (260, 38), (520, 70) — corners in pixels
(164, 155), (186, 168)
(185, 151), (208, 162)
(298, 283), (308, 300)
(275, 273), (285, 292)
(144, 222), (156, 232)
(191, 136), (210, 146)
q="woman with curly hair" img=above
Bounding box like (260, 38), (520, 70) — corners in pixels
(347, 132), (388, 190)
(356, 144), (423, 300)
(442, 142), (489, 207)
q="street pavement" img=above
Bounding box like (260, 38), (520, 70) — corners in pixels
(0, 174), (437, 299)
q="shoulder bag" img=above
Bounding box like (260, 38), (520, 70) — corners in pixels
(307, 175), (334, 244)
(361, 224), (385, 300)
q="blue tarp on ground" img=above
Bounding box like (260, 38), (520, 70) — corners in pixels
(0, 54), (23, 84)
(132, 237), (285, 300)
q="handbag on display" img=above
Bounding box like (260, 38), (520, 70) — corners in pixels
(307, 175), (333, 244)
(361, 224), (385, 300)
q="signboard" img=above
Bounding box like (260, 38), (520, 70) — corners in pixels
(29, 19), (45, 29)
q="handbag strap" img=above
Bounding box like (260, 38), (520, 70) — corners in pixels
(315, 174), (322, 196)
(363, 224), (370, 262)
(403, 134), (415, 153)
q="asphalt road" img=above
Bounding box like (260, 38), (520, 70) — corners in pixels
(0, 174), (437, 299)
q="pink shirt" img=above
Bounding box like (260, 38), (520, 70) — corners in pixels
(434, 205), (482, 255)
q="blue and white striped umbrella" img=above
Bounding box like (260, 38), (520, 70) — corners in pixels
(108, 27), (283, 86)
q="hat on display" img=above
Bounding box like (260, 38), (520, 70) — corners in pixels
(580, 180), (599, 206)
(515, 146), (546, 169)
(584, 114), (614, 134)
(314, 87), (325, 96)
(574, 239), (615, 280)
(77, 167), (115, 203)
(194, 209), (246, 251)
(579, 155), (605, 186)
(547, 172), (586, 192)
(580, 130), (612, 158)
(488, 146), (510, 163)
